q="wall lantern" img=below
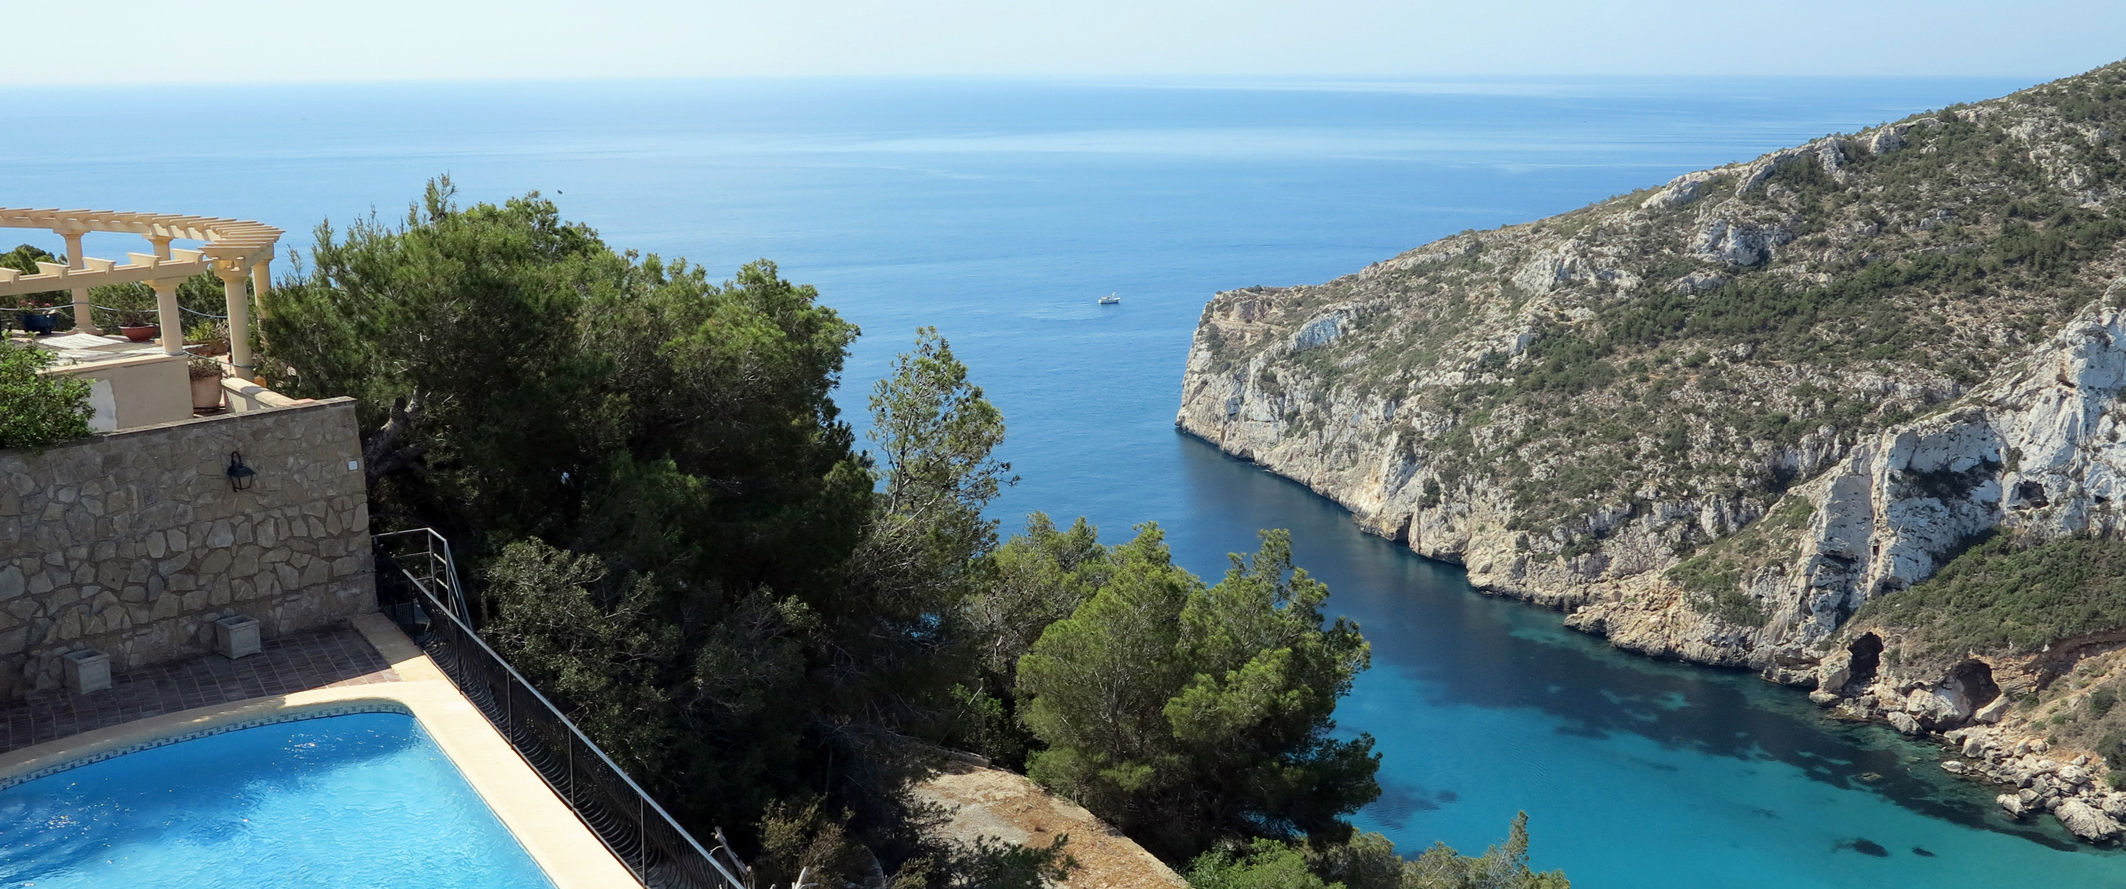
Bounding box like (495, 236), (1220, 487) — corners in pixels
(226, 451), (256, 491)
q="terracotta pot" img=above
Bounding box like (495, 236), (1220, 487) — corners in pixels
(191, 374), (225, 412)
(120, 324), (159, 342)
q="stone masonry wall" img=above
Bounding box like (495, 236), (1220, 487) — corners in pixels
(0, 397), (374, 699)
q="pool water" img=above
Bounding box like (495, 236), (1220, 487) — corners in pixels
(0, 711), (559, 889)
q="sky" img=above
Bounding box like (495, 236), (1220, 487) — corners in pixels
(12, 0), (2126, 84)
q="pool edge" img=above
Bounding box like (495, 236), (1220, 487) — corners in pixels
(0, 615), (642, 889)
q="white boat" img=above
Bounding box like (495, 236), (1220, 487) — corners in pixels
(1098, 293), (1121, 305)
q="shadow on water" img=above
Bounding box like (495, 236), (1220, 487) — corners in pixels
(1167, 433), (2084, 851)
(1365, 780), (1466, 831)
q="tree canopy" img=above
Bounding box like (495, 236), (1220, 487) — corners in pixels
(1016, 525), (1380, 860)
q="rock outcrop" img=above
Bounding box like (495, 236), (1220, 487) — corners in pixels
(1177, 60), (2126, 841)
(912, 758), (1186, 889)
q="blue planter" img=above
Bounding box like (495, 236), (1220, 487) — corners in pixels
(19, 312), (58, 335)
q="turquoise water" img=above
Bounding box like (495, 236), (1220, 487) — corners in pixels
(11, 75), (2126, 885)
(0, 712), (556, 889)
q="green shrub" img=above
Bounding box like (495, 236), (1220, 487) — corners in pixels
(0, 340), (92, 450)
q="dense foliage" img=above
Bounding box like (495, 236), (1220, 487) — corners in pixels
(0, 340), (92, 450)
(1016, 526), (1379, 859)
(1187, 814), (1568, 889)
(264, 180), (1558, 888)
(265, 180), (947, 881)
(1852, 532), (2126, 658)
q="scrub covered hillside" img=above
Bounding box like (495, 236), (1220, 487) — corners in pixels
(1179, 61), (2126, 840)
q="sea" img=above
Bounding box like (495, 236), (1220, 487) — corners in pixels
(11, 74), (2126, 887)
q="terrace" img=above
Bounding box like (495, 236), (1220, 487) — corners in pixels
(1, 207), (283, 431)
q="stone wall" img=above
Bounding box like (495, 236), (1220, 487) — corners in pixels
(0, 397), (374, 699)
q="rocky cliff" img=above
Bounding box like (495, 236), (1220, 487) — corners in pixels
(1178, 61), (2126, 838)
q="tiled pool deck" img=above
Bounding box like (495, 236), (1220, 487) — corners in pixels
(0, 623), (396, 754)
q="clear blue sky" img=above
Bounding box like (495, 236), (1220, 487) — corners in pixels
(23, 0), (2126, 83)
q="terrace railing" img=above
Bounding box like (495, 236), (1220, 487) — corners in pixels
(373, 528), (471, 625)
(374, 531), (781, 889)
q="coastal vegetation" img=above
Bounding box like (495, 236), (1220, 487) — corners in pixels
(259, 179), (1567, 887)
(1015, 526), (1377, 860)
(1852, 533), (2126, 659)
(1186, 814), (1567, 889)
(0, 339), (92, 449)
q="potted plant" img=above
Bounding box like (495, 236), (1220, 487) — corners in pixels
(16, 298), (60, 336)
(117, 309), (160, 342)
(185, 319), (230, 357)
(189, 355), (227, 413)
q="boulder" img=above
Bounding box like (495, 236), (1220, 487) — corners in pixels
(1942, 760), (1968, 775)
(1904, 688), (1965, 727)
(1667, 270), (1729, 294)
(1640, 171), (1717, 211)
(1868, 126), (1907, 155)
(1999, 793), (2027, 818)
(2055, 799), (2122, 842)
(1888, 711), (1923, 736)
(1694, 219), (1791, 267)
(2102, 793), (2126, 821)
(1972, 696), (2012, 724)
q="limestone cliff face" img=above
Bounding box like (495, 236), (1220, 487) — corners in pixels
(1178, 60), (2126, 668)
(1568, 306), (2126, 670)
(1180, 59), (2126, 841)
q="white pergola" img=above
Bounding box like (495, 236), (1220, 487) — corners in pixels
(0, 208), (281, 378)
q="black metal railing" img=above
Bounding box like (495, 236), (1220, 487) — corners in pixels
(374, 533), (765, 889)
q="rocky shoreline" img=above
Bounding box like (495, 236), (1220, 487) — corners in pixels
(1182, 411), (2126, 844)
(1803, 632), (2125, 842)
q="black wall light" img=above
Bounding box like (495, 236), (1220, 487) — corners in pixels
(226, 451), (256, 491)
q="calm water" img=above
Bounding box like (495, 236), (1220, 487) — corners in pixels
(12, 75), (2126, 886)
(0, 712), (555, 888)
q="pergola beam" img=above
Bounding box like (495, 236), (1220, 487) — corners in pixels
(0, 258), (215, 296)
(1, 206), (281, 374)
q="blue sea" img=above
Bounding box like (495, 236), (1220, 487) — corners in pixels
(12, 75), (2126, 887)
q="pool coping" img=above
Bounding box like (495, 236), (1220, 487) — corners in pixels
(0, 613), (642, 889)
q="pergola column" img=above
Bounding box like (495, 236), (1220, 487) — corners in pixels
(250, 258), (271, 319)
(215, 263), (253, 379)
(59, 229), (95, 334)
(152, 277), (183, 356)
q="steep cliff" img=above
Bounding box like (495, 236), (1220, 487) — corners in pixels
(1178, 62), (2126, 837)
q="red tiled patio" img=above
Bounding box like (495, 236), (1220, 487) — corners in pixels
(0, 621), (395, 754)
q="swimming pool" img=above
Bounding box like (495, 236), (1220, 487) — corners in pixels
(0, 709), (559, 889)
